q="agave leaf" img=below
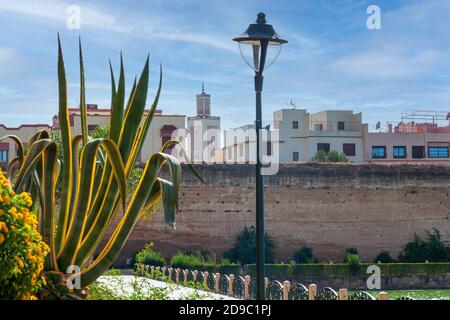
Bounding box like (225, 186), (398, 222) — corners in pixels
(7, 157), (20, 180)
(79, 38), (88, 146)
(0, 135), (24, 175)
(79, 151), (181, 287)
(14, 139), (56, 192)
(68, 135), (84, 224)
(40, 142), (59, 270)
(55, 34), (74, 253)
(118, 55), (149, 162)
(160, 139), (205, 184)
(59, 138), (127, 270)
(79, 59), (149, 256)
(125, 65), (162, 175)
(109, 53), (125, 143)
(109, 59), (117, 107)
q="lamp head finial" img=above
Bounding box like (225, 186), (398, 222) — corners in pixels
(256, 12), (266, 24)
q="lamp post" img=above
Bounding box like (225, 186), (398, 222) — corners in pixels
(233, 13), (287, 300)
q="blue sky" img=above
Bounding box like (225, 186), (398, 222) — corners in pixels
(1, 0), (450, 130)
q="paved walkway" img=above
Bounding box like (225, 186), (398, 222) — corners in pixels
(97, 275), (239, 300)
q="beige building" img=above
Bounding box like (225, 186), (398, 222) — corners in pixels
(223, 109), (363, 163)
(52, 104), (186, 163)
(0, 124), (52, 165)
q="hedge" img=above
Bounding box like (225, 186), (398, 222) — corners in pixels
(244, 263), (450, 278)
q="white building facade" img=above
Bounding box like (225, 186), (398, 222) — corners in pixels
(223, 108), (363, 163)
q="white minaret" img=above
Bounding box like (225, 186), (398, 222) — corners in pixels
(187, 83), (221, 163)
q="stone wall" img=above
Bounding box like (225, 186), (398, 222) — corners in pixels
(116, 163), (450, 264)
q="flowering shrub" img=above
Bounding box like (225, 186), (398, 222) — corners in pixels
(0, 169), (49, 299)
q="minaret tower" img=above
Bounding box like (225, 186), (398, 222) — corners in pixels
(196, 82), (211, 116)
(187, 82), (221, 162)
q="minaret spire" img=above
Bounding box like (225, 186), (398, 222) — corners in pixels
(202, 81), (205, 93)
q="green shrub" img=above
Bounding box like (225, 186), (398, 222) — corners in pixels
(374, 251), (395, 263)
(345, 253), (361, 275)
(135, 244), (166, 267)
(312, 150), (328, 162)
(293, 247), (318, 264)
(346, 247), (359, 256)
(170, 252), (205, 270)
(312, 150), (348, 163)
(223, 226), (275, 265)
(399, 229), (450, 262)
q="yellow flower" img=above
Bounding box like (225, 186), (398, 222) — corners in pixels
(0, 233), (4, 245)
(14, 257), (25, 269)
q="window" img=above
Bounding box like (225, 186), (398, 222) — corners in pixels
(372, 146), (386, 159)
(428, 147), (449, 158)
(314, 123), (323, 131)
(343, 143), (356, 157)
(393, 146), (406, 159)
(292, 121), (298, 129)
(412, 146), (425, 159)
(338, 121), (345, 131)
(0, 150), (8, 162)
(0, 142), (8, 162)
(317, 143), (330, 153)
(293, 152), (299, 162)
(266, 141), (272, 156)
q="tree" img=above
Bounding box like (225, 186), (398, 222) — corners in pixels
(224, 226), (275, 265)
(293, 247), (318, 264)
(399, 229), (450, 262)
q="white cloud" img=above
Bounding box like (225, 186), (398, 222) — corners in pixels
(0, 0), (237, 52)
(331, 49), (442, 79)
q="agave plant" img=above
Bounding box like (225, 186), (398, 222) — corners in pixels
(0, 36), (196, 294)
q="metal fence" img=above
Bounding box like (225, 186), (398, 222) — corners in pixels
(142, 265), (415, 301)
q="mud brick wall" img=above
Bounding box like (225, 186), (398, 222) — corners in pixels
(114, 163), (450, 263)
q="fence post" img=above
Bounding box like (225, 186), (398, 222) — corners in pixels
(308, 284), (317, 300)
(183, 270), (189, 284)
(161, 267), (166, 278)
(339, 288), (348, 300)
(214, 273), (220, 293)
(204, 271), (209, 288)
(228, 274), (235, 297)
(193, 270), (198, 282)
(175, 268), (180, 283)
(168, 268), (172, 281)
(244, 275), (251, 300)
(283, 281), (291, 300)
(378, 292), (388, 300)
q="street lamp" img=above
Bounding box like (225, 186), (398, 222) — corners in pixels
(233, 13), (287, 300)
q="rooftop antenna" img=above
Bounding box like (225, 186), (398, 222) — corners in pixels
(202, 81), (205, 93)
(285, 99), (297, 109)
